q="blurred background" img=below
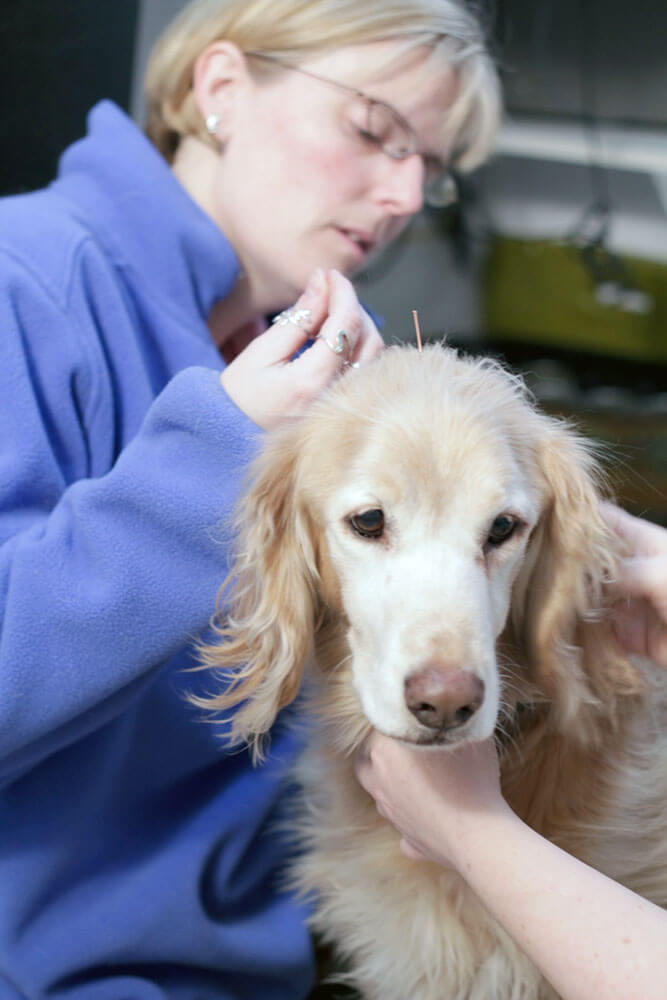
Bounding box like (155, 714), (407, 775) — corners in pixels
(1, 0), (665, 524)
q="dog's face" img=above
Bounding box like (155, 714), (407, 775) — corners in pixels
(317, 407), (542, 746)
(198, 345), (629, 758)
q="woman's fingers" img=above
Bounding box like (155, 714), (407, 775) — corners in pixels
(602, 503), (667, 612)
(354, 308), (385, 366)
(400, 837), (430, 862)
(220, 268), (383, 430)
(297, 269), (383, 380)
(253, 268), (330, 365)
(601, 502), (667, 561)
(322, 270), (384, 367)
(601, 503), (667, 666)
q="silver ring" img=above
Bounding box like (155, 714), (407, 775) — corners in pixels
(274, 306), (312, 330)
(317, 329), (350, 357)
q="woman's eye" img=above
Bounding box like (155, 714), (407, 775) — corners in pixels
(486, 515), (519, 549)
(349, 508), (385, 539)
(355, 124), (383, 147)
(349, 104), (390, 148)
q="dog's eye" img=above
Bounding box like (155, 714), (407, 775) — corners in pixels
(486, 514), (519, 548)
(349, 508), (385, 539)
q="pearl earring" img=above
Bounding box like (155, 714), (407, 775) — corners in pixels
(205, 113), (220, 136)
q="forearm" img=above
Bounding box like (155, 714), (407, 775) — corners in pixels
(453, 810), (667, 1000)
(0, 367), (259, 770)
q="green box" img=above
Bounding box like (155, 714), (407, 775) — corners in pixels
(483, 237), (667, 363)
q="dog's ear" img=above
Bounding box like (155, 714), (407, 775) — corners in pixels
(508, 418), (642, 739)
(193, 429), (320, 760)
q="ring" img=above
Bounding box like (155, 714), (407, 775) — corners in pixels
(317, 329), (350, 357)
(274, 306), (312, 330)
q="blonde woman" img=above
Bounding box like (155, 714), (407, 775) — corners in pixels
(0, 1), (499, 997)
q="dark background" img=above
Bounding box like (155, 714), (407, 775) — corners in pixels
(0, 0), (138, 195)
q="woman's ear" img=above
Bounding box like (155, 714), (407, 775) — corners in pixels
(192, 41), (250, 143)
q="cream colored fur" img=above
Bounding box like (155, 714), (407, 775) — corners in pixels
(196, 345), (667, 1000)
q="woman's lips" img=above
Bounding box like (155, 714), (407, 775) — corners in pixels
(336, 227), (376, 264)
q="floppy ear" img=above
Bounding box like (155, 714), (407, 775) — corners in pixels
(193, 428), (321, 760)
(508, 417), (642, 740)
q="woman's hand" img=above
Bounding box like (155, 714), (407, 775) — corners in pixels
(220, 268), (384, 430)
(354, 732), (509, 868)
(602, 503), (667, 667)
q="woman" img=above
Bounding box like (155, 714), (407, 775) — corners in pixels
(356, 506), (667, 1000)
(0, 0), (500, 997)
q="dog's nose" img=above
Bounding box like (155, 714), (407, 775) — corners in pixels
(404, 665), (485, 732)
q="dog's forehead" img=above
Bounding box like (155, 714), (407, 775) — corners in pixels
(300, 346), (543, 519)
(341, 417), (530, 519)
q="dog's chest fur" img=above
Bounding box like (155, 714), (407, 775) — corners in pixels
(290, 729), (554, 1000)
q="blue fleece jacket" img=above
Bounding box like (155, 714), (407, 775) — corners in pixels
(0, 102), (314, 999)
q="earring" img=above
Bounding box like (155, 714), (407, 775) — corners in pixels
(205, 113), (220, 136)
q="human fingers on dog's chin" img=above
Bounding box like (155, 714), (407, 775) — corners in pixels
(399, 838), (430, 863)
(357, 729), (385, 756)
(353, 731), (385, 784)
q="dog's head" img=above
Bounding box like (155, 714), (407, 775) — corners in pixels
(196, 345), (638, 758)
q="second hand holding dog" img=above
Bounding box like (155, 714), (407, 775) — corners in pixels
(220, 267), (384, 430)
(355, 729), (667, 1000)
(355, 733), (504, 867)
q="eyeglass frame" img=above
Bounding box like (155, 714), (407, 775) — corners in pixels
(244, 51), (458, 209)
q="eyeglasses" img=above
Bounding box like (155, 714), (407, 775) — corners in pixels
(245, 52), (458, 209)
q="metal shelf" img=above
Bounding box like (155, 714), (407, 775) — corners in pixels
(497, 118), (667, 176)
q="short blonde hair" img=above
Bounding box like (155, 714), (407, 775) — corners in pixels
(144, 0), (501, 170)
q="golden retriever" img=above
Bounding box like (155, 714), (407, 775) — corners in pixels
(195, 344), (667, 1000)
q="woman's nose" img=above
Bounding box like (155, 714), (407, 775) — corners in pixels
(374, 154), (425, 216)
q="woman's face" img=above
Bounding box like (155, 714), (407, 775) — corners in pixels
(208, 41), (460, 311)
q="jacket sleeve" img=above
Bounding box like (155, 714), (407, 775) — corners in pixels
(0, 255), (261, 777)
